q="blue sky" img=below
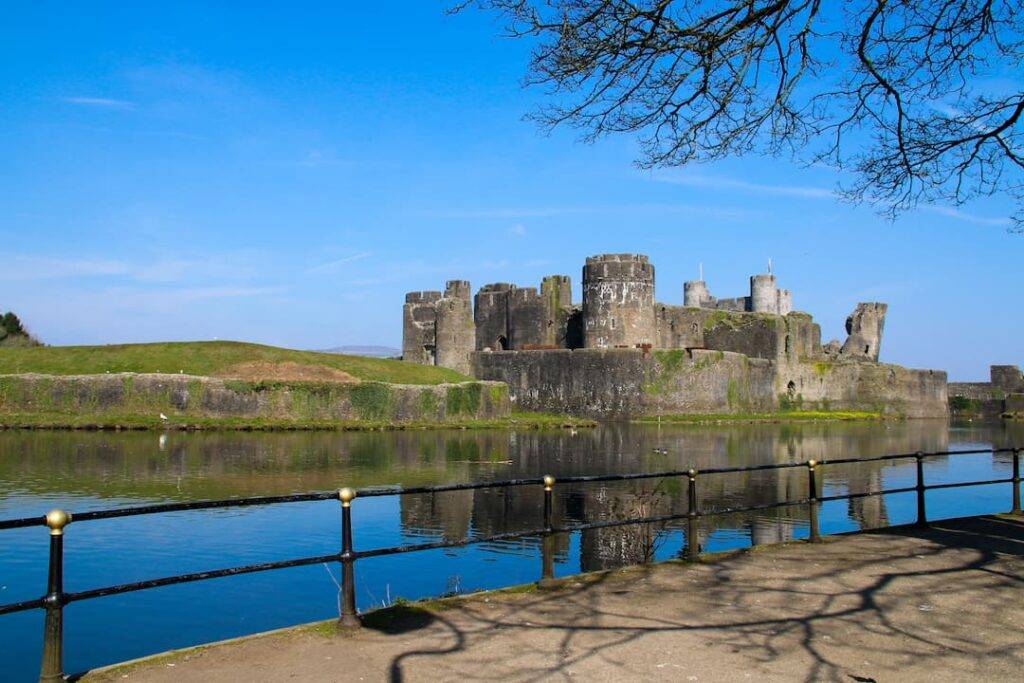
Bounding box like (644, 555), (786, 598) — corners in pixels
(0, 2), (1019, 380)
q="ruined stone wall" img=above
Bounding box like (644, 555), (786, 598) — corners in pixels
(655, 305), (708, 349)
(541, 275), (574, 347)
(701, 311), (821, 363)
(507, 287), (545, 349)
(472, 348), (947, 419)
(582, 254), (656, 349)
(0, 373), (511, 424)
(472, 348), (775, 417)
(779, 361), (948, 418)
(840, 303), (887, 361)
(402, 291), (441, 364)
(474, 283), (512, 351)
(991, 365), (1024, 393)
(713, 297), (749, 312)
(434, 281), (475, 375)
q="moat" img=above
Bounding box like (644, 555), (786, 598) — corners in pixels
(1, 420), (1021, 680)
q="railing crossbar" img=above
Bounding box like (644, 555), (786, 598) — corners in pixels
(0, 447), (1012, 531)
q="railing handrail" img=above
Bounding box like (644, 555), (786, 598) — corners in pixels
(2, 445), (1021, 682)
(0, 447), (1012, 531)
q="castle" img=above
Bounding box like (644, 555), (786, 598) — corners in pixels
(403, 254), (947, 418)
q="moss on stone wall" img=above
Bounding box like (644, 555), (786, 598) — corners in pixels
(778, 393), (805, 411)
(644, 350), (687, 396)
(446, 383), (483, 416)
(417, 390), (440, 419)
(694, 351), (724, 370)
(703, 311), (741, 331)
(813, 362), (833, 378)
(349, 383), (395, 421)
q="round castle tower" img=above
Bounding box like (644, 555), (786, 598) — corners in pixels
(582, 254), (655, 348)
(434, 280), (475, 374)
(683, 280), (711, 308)
(750, 274), (778, 313)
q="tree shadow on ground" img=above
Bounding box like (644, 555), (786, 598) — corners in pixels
(378, 515), (1024, 682)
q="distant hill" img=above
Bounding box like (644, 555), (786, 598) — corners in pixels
(318, 345), (402, 359)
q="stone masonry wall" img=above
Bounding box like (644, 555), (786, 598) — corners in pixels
(472, 348), (775, 417)
(0, 374), (511, 424)
(779, 361), (948, 418)
(472, 349), (947, 419)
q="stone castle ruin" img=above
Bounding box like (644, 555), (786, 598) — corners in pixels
(403, 254), (947, 418)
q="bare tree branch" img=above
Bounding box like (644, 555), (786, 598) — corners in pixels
(458, 0), (1024, 231)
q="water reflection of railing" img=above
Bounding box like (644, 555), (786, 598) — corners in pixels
(0, 447), (1020, 682)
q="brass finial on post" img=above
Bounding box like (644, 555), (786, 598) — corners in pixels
(40, 510), (70, 682)
(45, 509), (70, 536)
(337, 488), (360, 628)
(539, 475), (556, 588)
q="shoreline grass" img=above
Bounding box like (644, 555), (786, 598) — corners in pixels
(633, 410), (892, 425)
(0, 411), (596, 432)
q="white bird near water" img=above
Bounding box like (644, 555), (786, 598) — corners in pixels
(159, 413), (168, 421)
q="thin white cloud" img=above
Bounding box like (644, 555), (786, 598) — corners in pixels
(0, 252), (261, 283)
(919, 205), (1012, 227)
(103, 285), (285, 306)
(0, 254), (130, 280)
(651, 170), (1012, 226)
(414, 202), (757, 221)
(61, 96), (132, 108)
(652, 171), (836, 199)
(509, 224), (527, 237)
(306, 252), (373, 275)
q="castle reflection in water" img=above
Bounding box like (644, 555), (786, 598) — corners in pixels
(397, 422), (956, 571)
(3, 420), (1018, 573)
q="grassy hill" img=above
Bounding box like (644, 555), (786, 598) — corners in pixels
(0, 340), (468, 385)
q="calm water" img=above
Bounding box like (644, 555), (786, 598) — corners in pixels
(1, 420), (1022, 680)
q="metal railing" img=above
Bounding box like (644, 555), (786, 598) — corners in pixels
(0, 446), (1021, 681)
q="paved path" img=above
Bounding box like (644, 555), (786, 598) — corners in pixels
(86, 515), (1024, 682)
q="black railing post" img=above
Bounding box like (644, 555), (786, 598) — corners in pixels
(338, 488), (360, 628)
(915, 452), (927, 527)
(39, 509), (70, 683)
(1012, 449), (1021, 515)
(686, 469), (700, 562)
(807, 460), (821, 543)
(539, 475), (556, 588)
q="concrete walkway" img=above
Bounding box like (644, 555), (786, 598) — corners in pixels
(86, 515), (1024, 683)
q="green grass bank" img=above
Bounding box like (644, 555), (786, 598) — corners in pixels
(0, 340), (466, 384)
(0, 342), (596, 431)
